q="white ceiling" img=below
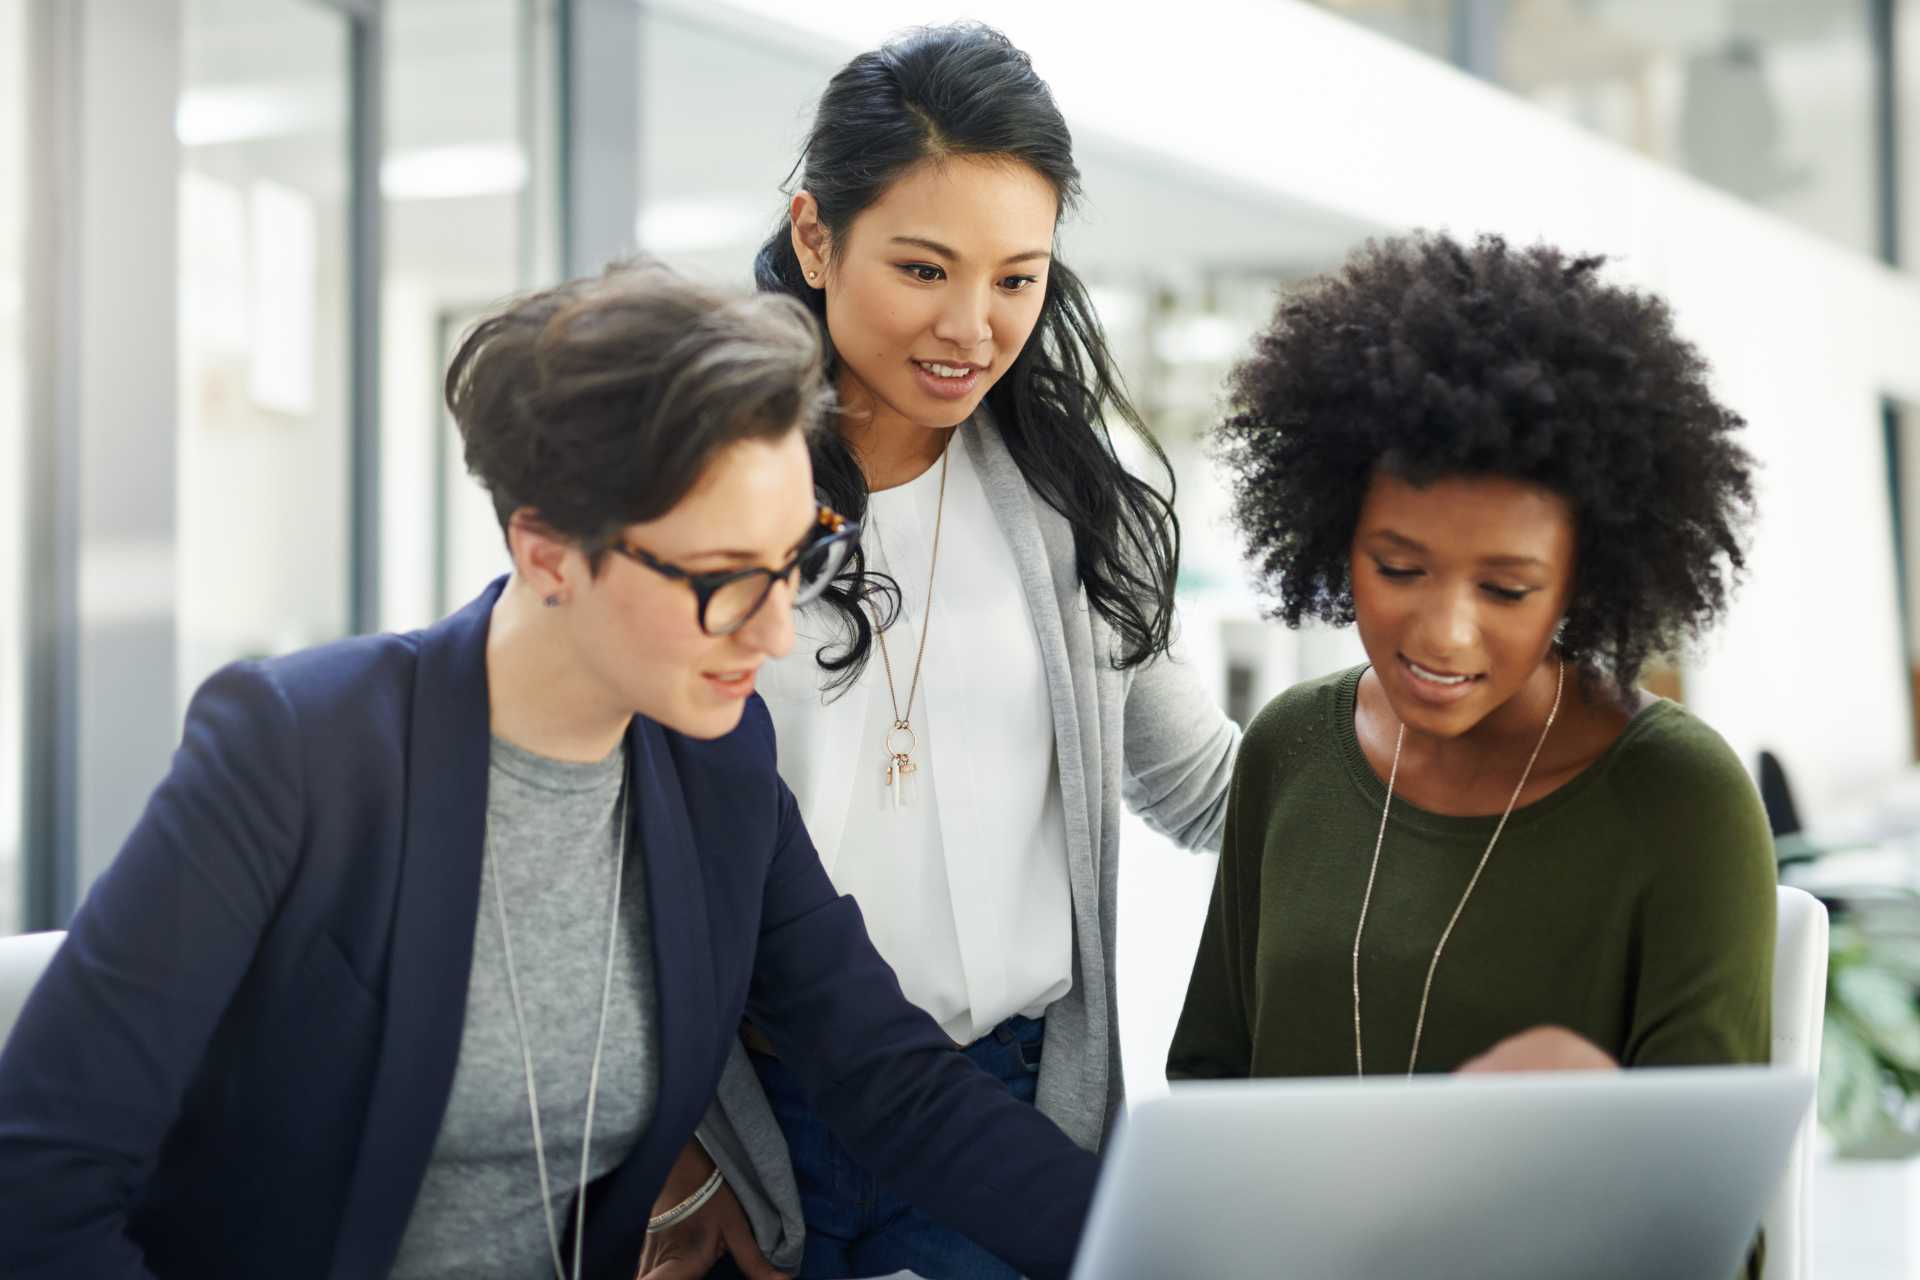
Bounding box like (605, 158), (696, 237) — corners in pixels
(183, 0), (1373, 293)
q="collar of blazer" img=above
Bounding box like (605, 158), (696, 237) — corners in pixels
(329, 576), (720, 1278)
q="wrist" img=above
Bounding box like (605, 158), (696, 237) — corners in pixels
(647, 1165), (725, 1234)
(654, 1137), (717, 1210)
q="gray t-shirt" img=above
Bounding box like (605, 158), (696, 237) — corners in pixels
(391, 735), (657, 1279)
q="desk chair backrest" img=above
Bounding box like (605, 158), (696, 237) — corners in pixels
(0, 931), (66, 1054)
(1762, 886), (1827, 1280)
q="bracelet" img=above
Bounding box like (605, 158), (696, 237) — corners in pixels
(646, 1166), (725, 1234)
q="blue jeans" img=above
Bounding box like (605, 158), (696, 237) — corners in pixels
(748, 1015), (1044, 1280)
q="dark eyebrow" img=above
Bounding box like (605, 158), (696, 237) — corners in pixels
(1369, 531), (1428, 553)
(678, 516), (821, 568)
(889, 235), (1052, 267)
(679, 550), (759, 568)
(1367, 530), (1546, 570)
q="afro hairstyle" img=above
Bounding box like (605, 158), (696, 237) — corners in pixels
(1214, 231), (1756, 695)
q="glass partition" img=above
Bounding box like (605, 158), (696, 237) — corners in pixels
(0, 0), (28, 934)
(386, 0), (557, 628)
(176, 0), (353, 700)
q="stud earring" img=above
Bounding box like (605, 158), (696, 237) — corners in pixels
(544, 594), (561, 608)
(806, 270), (818, 282)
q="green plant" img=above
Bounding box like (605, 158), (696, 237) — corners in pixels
(1820, 899), (1920, 1159)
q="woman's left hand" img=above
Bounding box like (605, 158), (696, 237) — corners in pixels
(1455, 1025), (1619, 1074)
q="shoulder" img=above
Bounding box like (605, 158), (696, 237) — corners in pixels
(183, 630), (424, 746)
(1602, 700), (1775, 884)
(1604, 700), (1761, 812)
(252, 630), (424, 713)
(964, 409), (1076, 566)
(1242, 665), (1359, 765)
(165, 635), (435, 848)
(210, 634), (429, 783)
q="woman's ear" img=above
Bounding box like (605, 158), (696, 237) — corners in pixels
(789, 191), (829, 287)
(507, 508), (577, 606)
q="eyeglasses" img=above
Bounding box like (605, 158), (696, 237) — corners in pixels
(608, 505), (860, 637)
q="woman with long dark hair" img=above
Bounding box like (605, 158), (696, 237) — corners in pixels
(639, 23), (1238, 1280)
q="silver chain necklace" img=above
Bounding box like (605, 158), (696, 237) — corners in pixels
(487, 753), (628, 1280)
(1351, 657), (1564, 1077)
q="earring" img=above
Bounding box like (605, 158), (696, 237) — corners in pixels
(544, 594), (561, 608)
(806, 270), (818, 282)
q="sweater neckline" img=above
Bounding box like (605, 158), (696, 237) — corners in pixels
(1331, 664), (1676, 841)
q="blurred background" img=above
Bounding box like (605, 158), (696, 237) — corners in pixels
(4, 0), (1920, 1272)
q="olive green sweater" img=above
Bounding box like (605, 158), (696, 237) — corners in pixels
(1169, 666), (1776, 1270)
(1170, 665), (1774, 1077)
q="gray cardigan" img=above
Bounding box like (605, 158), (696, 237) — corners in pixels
(699, 415), (1240, 1268)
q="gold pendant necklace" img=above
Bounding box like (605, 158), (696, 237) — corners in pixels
(870, 446), (950, 809)
(1351, 656), (1565, 1076)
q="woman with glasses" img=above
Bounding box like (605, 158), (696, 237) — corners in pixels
(642, 23), (1240, 1280)
(0, 262), (1100, 1280)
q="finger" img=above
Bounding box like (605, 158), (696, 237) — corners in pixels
(636, 1253), (711, 1280)
(719, 1213), (789, 1280)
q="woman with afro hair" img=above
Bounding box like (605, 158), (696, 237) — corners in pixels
(1169, 232), (1773, 1111)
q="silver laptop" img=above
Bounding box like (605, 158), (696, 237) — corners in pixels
(1070, 1066), (1813, 1280)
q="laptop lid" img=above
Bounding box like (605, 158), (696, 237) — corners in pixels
(1071, 1066), (1813, 1280)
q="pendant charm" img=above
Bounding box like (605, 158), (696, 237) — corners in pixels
(882, 721), (919, 811)
(885, 754), (918, 809)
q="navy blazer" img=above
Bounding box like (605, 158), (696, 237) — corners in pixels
(0, 580), (1097, 1279)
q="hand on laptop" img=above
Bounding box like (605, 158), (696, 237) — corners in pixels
(1456, 1025), (1619, 1075)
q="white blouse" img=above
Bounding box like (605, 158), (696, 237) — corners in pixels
(755, 435), (1073, 1045)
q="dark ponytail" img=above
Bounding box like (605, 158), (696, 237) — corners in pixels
(756, 22), (1179, 692)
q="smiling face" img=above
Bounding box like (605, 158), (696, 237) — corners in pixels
(1349, 470), (1578, 739)
(558, 427), (821, 740)
(792, 154), (1058, 435)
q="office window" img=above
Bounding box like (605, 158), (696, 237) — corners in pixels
(0, 0), (26, 934)
(634, 4), (829, 285)
(384, 0), (558, 628)
(176, 0), (352, 700)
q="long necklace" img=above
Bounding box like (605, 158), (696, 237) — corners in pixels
(1351, 657), (1564, 1077)
(869, 445), (950, 809)
(487, 757), (628, 1280)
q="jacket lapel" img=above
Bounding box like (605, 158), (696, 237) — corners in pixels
(329, 579), (502, 1279)
(571, 711), (720, 1277)
(627, 715), (715, 1135)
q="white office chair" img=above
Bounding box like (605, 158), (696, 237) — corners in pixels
(0, 930), (66, 1054)
(1762, 886), (1828, 1280)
